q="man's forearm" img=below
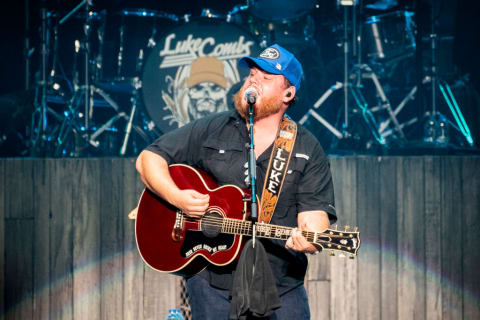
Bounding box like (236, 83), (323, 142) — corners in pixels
(135, 150), (180, 205)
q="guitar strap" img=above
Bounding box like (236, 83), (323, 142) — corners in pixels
(259, 114), (297, 224)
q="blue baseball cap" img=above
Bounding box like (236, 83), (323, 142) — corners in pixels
(238, 44), (303, 90)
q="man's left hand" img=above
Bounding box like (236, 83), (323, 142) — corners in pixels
(285, 210), (330, 254)
(285, 227), (318, 254)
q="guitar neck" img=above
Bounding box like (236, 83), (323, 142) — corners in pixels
(221, 217), (359, 255)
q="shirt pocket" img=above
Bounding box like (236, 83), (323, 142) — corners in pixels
(201, 137), (244, 184)
(284, 153), (309, 186)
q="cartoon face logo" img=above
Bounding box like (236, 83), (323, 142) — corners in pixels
(141, 20), (261, 132)
(260, 48), (280, 60)
(187, 82), (227, 120)
(185, 57), (228, 120)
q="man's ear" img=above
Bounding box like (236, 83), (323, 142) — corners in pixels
(283, 86), (296, 103)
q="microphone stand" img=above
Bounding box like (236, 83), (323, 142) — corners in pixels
(59, 0), (93, 152)
(247, 102), (257, 248)
(24, 0), (31, 90)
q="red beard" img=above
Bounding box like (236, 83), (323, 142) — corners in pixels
(233, 86), (283, 121)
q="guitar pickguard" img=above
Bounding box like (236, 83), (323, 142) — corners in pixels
(181, 230), (235, 258)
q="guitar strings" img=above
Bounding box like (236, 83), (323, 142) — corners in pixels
(186, 215), (346, 238)
(181, 214), (355, 246)
(181, 215), (354, 250)
(184, 214), (319, 242)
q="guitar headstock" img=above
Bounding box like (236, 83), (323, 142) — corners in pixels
(315, 225), (361, 258)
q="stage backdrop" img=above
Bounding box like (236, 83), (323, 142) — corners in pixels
(0, 156), (479, 320)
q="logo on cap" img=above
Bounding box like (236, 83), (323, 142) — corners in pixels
(260, 48), (280, 60)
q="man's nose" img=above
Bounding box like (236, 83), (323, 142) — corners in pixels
(248, 76), (258, 86)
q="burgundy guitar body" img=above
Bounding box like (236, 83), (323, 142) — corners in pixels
(135, 164), (249, 276)
(136, 164), (361, 276)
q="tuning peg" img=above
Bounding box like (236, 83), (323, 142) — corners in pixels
(349, 255), (355, 260)
(329, 251), (335, 256)
(344, 225), (350, 231)
(354, 227), (358, 232)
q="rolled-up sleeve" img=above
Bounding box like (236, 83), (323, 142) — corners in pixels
(296, 140), (337, 224)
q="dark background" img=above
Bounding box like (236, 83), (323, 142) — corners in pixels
(1, 0), (479, 155)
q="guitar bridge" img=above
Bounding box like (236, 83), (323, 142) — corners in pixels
(172, 210), (184, 242)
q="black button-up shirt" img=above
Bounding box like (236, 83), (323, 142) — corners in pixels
(146, 109), (336, 295)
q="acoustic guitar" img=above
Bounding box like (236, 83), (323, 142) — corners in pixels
(135, 164), (360, 276)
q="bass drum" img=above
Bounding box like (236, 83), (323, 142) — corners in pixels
(141, 18), (262, 133)
(99, 9), (179, 90)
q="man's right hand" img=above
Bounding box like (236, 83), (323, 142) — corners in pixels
(136, 151), (210, 218)
(172, 189), (210, 218)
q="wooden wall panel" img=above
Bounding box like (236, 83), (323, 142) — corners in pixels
(329, 157), (359, 320)
(143, 269), (178, 320)
(308, 280), (330, 320)
(441, 157), (464, 320)
(49, 159), (74, 320)
(4, 219), (34, 320)
(306, 254), (331, 319)
(397, 157), (426, 320)
(122, 158), (145, 320)
(461, 157), (480, 319)
(424, 157), (443, 320)
(5, 159), (34, 219)
(379, 157), (398, 320)
(307, 253), (330, 282)
(99, 159), (124, 320)
(33, 159), (51, 320)
(0, 159), (5, 319)
(357, 157), (381, 320)
(72, 159), (101, 320)
(1, 157), (480, 320)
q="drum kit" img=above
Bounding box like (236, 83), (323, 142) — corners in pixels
(21, 0), (472, 157)
(29, 1), (180, 156)
(299, 2), (419, 150)
(28, 1), (267, 157)
(299, 0), (474, 151)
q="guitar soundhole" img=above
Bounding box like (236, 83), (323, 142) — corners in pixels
(201, 211), (223, 238)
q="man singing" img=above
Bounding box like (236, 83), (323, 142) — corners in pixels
(136, 44), (337, 319)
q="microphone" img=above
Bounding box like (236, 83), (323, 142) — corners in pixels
(244, 87), (258, 105)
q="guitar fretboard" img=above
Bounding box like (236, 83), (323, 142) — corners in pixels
(195, 213), (358, 254)
(221, 217), (322, 245)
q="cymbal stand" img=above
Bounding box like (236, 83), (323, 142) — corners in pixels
(40, 0), (91, 156)
(29, 0), (49, 155)
(55, 0), (133, 155)
(421, 2), (474, 147)
(24, 0), (32, 90)
(119, 51), (143, 156)
(299, 1), (357, 140)
(120, 33), (162, 155)
(83, 1), (92, 142)
(341, 0), (352, 137)
(300, 1), (410, 148)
